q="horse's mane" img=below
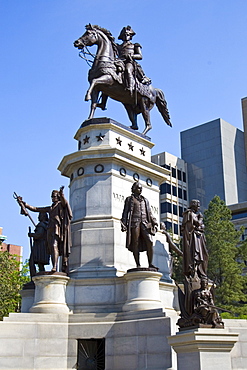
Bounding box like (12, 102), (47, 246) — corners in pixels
(86, 24), (119, 57)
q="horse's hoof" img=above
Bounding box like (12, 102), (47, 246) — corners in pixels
(129, 125), (138, 130)
(85, 94), (91, 101)
(142, 125), (152, 135)
(97, 103), (107, 111)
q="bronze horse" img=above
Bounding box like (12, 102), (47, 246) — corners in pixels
(74, 25), (172, 135)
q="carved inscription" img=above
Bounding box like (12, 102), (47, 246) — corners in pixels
(113, 192), (125, 202)
(151, 205), (158, 214)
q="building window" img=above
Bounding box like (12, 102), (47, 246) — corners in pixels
(232, 212), (247, 220)
(160, 183), (171, 195)
(179, 206), (183, 217)
(77, 338), (105, 370)
(172, 167), (176, 178)
(174, 223), (179, 235)
(162, 164), (171, 170)
(173, 204), (178, 215)
(161, 201), (172, 214)
(177, 170), (182, 181)
(241, 227), (247, 241)
(165, 221), (172, 231)
(183, 172), (186, 182)
(172, 186), (177, 196)
(178, 188), (183, 199)
(183, 190), (187, 201)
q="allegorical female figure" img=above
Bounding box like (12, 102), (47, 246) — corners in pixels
(193, 279), (223, 327)
(181, 199), (208, 279)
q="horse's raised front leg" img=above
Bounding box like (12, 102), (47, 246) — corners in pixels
(88, 90), (99, 120)
(85, 75), (114, 101)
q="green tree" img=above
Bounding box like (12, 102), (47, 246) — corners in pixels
(204, 195), (247, 312)
(0, 251), (30, 320)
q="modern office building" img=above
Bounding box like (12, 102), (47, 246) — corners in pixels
(180, 117), (247, 211)
(151, 151), (188, 238)
(229, 201), (247, 237)
(228, 201), (247, 273)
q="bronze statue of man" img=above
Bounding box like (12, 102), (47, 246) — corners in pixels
(117, 25), (151, 94)
(181, 199), (208, 279)
(20, 187), (72, 274)
(28, 212), (50, 277)
(121, 182), (158, 269)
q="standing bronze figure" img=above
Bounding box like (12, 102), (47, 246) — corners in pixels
(181, 199), (208, 279)
(74, 24), (172, 135)
(176, 199), (224, 329)
(121, 182), (158, 269)
(28, 212), (50, 278)
(17, 187), (72, 274)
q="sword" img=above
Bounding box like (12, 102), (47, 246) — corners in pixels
(207, 304), (233, 314)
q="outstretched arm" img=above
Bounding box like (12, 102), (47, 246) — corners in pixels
(24, 202), (50, 213)
(59, 186), (67, 207)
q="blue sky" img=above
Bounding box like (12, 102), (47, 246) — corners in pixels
(1, 0), (247, 262)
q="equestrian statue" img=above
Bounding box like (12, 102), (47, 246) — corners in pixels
(74, 24), (172, 135)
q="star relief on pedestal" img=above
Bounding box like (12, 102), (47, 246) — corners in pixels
(116, 136), (122, 146)
(96, 133), (105, 142)
(83, 135), (90, 144)
(128, 142), (134, 151)
(140, 147), (145, 156)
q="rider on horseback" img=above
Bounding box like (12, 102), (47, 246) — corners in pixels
(97, 25), (151, 110)
(117, 25), (151, 95)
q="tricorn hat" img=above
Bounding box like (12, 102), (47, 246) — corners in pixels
(118, 25), (136, 40)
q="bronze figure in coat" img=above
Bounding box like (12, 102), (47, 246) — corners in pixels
(121, 182), (158, 269)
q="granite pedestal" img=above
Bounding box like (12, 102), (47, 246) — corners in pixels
(168, 328), (239, 370)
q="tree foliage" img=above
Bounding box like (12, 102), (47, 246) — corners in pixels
(0, 252), (30, 320)
(204, 195), (247, 310)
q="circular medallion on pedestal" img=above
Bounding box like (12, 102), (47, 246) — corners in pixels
(77, 167), (84, 176)
(146, 178), (152, 187)
(119, 168), (126, 177)
(94, 164), (104, 173)
(133, 173), (139, 181)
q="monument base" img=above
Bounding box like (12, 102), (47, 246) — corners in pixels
(122, 270), (163, 312)
(168, 328), (239, 370)
(20, 282), (35, 313)
(30, 273), (70, 314)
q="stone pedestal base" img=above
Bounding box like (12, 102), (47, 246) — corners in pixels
(30, 273), (70, 314)
(122, 269), (163, 312)
(168, 328), (238, 370)
(20, 287), (35, 313)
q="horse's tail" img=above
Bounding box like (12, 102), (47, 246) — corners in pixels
(155, 88), (172, 127)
